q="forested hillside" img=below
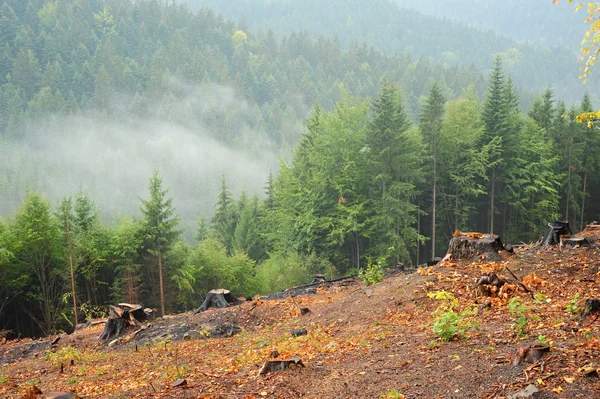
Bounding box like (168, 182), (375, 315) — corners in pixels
(1, 0), (599, 340)
(187, 0), (597, 105)
(395, 0), (585, 48)
(0, 0), (492, 220)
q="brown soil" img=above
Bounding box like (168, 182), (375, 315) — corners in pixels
(1, 246), (599, 399)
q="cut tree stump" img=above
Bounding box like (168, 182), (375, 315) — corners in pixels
(542, 220), (572, 246)
(560, 237), (590, 249)
(193, 289), (242, 315)
(580, 298), (600, 321)
(99, 304), (151, 342)
(445, 234), (510, 261)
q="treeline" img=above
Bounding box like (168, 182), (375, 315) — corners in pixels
(1, 58), (599, 338)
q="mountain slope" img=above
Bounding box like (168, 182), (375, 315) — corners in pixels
(188, 0), (595, 104)
(395, 0), (585, 48)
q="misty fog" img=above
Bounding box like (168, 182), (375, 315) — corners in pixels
(0, 81), (286, 236)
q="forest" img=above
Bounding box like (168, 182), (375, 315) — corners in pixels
(0, 0), (599, 339)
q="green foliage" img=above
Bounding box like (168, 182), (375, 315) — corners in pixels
(140, 170), (181, 314)
(12, 192), (65, 334)
(79, 302), (108, 320)
(174, 238), (259, 303)
(379, 388), (405, 399)
(43, 346), (82, 367)
(432, 311), (468, 342)
(358, 260), (385, 286)
(256, 251), (317, 294)
(428, 291), (477, 341)
(536, 335), (548, 346)
(508, 297), (529, 337)
(566, 293), (581, 315)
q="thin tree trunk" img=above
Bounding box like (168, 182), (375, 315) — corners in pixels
(158, 253), (165, 317)
(455, 185), (459, 231)
(490, 169), (496, 234)
(355, 233), (360, 270)
(566, 140), (572, 222)
(580, 171), (587, 231)
(416, 198), (421, 266)
(565, 166), (570, 222)
(127, 269), (134, 304)
(66, 220), (78, 326)
(432, 158), (437, 259)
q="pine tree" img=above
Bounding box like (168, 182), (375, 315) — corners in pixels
(196, 215), (209, 243)
(365, 80), (421, 263)
(480, 57), (508, 234)
(420, 82), (445, 258)
(578, 92), (599, 229)
(140, 170), (180, 317)
(211, 175), (235, 253)
(56, 197), (78, 326)
(529, 88), (555, 134)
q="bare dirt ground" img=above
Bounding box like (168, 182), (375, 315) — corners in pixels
(1, 245), (599, 399)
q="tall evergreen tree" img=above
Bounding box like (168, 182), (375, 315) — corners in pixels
(365, 80), (421, 262)
(140, 170), (180, 317)
(419, 82), (445, 258)
(211, 175), (236, 253)
(480, 57), (508, 234)
(56, 197), (78, 326)
(578, 92), (599, 230)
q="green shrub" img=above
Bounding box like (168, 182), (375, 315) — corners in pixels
(566, 293), (581, 315)
(358, 260), (384, 286)
(43, 346), (82, 367)
(256, 251), (313, 293)
(428, 291), (477, 341)
(508, 297), (529, 337)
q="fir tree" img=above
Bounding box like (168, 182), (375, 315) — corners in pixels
(140, 170), (180, 317)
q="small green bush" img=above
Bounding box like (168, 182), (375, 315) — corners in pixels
(508, 297), (529, 337)
(428, 291), (477, 341)
(566, 293), (581, 315)
(359, 260), (384, 286)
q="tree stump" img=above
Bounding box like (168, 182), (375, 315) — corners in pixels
(193, 289), (242, 315)
(99, 304), (150, 341)
(445, 234), (509, 261)
(560, 237), (590, 249)
(542, 220), (572, 246)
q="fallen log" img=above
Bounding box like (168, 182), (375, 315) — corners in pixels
(260, 275), (357, 300)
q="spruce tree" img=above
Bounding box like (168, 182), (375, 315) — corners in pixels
(211, 175), (235, 253)
(365, 80), (421, 263)
(140, 170), (180, 317)
(56, 197), (78, 326)
(420, 82), (445, 258)
(480, 57), (507, 234)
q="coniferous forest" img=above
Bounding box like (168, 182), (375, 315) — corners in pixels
(0, 0), (599, 338)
